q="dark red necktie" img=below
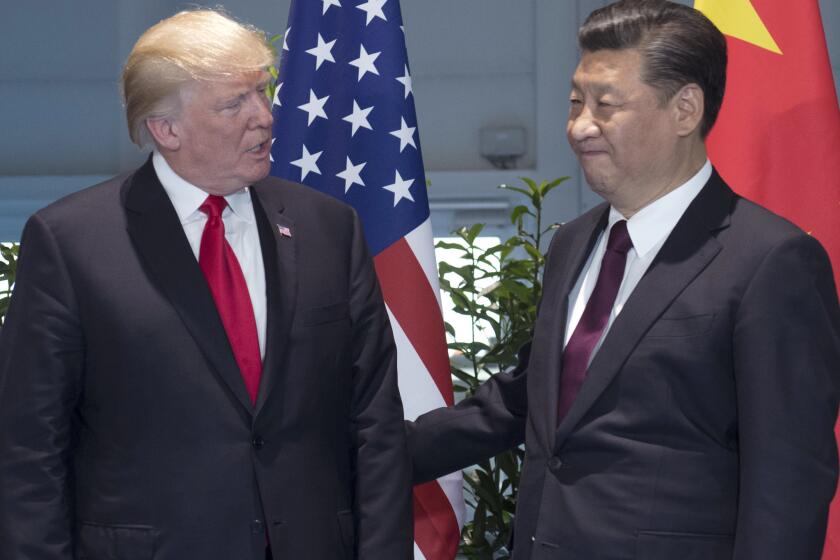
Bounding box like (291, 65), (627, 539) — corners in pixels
(558, 220), (633, 422)
(198, 195), (262, 405)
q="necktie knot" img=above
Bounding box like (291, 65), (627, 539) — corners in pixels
(607, 220), (633, 255)
(200, 195), (228, 219)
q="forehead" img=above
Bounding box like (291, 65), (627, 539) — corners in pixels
(571, 49), (645, 91)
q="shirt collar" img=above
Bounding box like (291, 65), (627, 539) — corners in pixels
(152, 151), (254, 225)
(608, 159), (712, 258)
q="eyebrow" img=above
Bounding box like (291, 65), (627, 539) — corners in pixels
(570, 79), (617, 95)
(218, 81), (270, 107)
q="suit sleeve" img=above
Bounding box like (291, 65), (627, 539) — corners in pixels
(345, 211), (413, 559)
(406, 343), (529, 484)
(732, 233), (840, 559)
(0, 213), (84, 559)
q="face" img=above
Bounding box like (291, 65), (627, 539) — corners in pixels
(169, 71), (273, 195)
(567, 49), (684, 214)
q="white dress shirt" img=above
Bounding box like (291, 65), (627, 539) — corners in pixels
(564, 160), (712, 359)
(153, 151), (267, 358)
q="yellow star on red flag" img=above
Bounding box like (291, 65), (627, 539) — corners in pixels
(694, 0), (782, 54)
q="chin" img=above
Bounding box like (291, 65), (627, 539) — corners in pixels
(246, 163), (271, 184)
(585, 176), (617, 200)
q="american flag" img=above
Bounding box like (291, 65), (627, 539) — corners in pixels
(269, 1), (464, 558)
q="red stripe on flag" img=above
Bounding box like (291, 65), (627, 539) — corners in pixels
(374, 238), (454, 406)
(414, 481), (461, 560)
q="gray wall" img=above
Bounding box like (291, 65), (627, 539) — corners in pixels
(1, 0), (838, 240)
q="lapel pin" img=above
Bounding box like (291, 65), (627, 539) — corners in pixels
(277, 225), (292, 238)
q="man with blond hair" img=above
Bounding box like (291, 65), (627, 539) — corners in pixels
(0, 9), (412, 559)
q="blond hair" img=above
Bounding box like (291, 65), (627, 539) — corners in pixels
(121, 9), (275, 147)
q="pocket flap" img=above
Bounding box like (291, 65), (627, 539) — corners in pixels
(301, 301), (350, 326)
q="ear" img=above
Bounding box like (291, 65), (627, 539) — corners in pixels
(672, 83), (704, 137)
(145, 116), (181, 151)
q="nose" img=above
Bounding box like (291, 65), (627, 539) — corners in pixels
(567, 106), (600, 143)
(250, 92), (274, 129)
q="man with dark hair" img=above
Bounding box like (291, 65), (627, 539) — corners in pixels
(409, 1), (840, 558)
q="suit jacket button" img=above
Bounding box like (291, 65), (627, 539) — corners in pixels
(251, 520), (264, 534)
(548, 457), (563, 470)
(252, 436), (265, 450)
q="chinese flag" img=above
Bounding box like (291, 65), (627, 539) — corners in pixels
(694, 1), (840, 558)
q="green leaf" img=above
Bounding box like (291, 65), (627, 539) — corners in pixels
(540, 175), (571, 197)
(462, 223), (486, 244)
(497, 184), (531, 199)
(518, 177), (539, 193)
(435, 239), (468, 251)
(509, 204), (533, 226)
(524, 243), (543, 261)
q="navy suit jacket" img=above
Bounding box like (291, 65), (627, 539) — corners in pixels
(410, 171), (840, 559)
(0, 158), (413, 559)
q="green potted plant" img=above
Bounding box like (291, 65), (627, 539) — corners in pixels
(0, 243), (19, 324)
(438, 177), (568, 559)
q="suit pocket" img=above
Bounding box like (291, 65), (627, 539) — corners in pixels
(336, 509), (356, 559)
(300, 301), (350, 326)
(636, 530), (733, 560)
(645, 314), (715, 338)
(76, 522), (156, 560)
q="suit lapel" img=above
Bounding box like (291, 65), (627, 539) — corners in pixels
(532, 208), (607, 450)
(554, 173), (734, 448)
(123, 159), (254, 413)
(250, 183), (298, 416)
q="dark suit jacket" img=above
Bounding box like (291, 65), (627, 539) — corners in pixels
(0, 159), (412, 559)
(409, 171), (840, 559)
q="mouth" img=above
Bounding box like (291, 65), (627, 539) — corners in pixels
(578, 149), (609, 160)
(246, 140), (271, 156)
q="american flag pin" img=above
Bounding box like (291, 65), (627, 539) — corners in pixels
(277, 225), (292, 238)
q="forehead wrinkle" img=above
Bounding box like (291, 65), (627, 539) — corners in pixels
(571, 76), (619, 97)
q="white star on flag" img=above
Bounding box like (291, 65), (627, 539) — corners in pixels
(270, 138), (276, 162)
(306, 34), (337, 70)
(356, 0), (388, 26)
(272, 83), (283, 107)
(283, 26), (291, 51)
(336, 156), (366, 193)
(349, 45), (381, 82)
(396, 65), (412, 99)
(322, 0), (341, 15)
(389, 117), (417, 152)
(342, 100), (374, 136)
(382, 170), (414, 206)
(290, 145), (323, 180)
(298, 89), (330, 126)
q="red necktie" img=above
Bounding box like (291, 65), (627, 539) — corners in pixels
(198, 195), (262, 405)
(558, 220), (633, 422)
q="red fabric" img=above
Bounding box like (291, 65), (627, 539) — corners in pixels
(413, 481), (461, 560)
(374, 240), (461, 557)
(199, 195), (262, 405)
(700, 2), (840, 557)
(705, 1), (840, 292)
(374, 239), (454, 406)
